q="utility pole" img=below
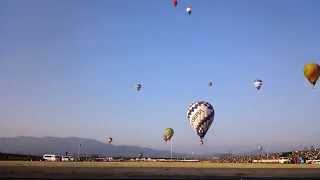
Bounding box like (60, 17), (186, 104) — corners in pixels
(78, 143), (82, 161)
(170, 140), (173, 160)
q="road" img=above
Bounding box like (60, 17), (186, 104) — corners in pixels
(0, 161), (320, 179)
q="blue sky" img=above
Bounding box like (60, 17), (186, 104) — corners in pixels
(0, 0), (320, 154)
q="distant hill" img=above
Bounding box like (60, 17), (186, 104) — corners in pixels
(0, 136), (180, 157)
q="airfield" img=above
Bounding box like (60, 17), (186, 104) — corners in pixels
(1, 161), (320, 179)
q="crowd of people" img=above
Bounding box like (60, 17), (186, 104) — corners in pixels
(215, 146), (320, 163)
(288, 146), (320, 163)
(216, 153), (280, 163)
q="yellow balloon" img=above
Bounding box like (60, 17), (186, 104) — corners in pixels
(163, 128), (174, 142)
(304, 63), (320, 86)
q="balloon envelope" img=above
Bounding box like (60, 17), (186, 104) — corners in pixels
(304, 63), (320, 87)
(172, 0), (178, 7)
(107, 137), (112, 144)
(186, 6), (192, 15)
(136, 84), (142, 91)
(253, 79), (263, 90)
(163, 128), (174, 142)
(187, 101), (214, 144)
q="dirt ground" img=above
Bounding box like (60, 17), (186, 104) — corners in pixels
(0, 161), (320, 179)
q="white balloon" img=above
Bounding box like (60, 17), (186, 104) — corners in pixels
(186, 6), (192, 15)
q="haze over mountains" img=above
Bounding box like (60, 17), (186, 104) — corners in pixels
(0, 137), (180, 157)
(0, 136), (316, 157)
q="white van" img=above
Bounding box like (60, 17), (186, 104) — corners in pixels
(279, 157), (290, 164)
(43, 154), (59, 161)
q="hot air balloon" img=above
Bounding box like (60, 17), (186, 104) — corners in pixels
(253, 79), (263, 90)
(187, 101), (215, 144)
(107, 137), (113, 144)
(136, 84), (142, 91)
(172, 0), (178, 7)
(186, 6), (192, 15)
(304, 63), (320, 87)
(208, 81), (213, 87)
(163, 128), (174, 142)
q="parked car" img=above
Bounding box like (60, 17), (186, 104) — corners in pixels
(61, 156), (74, 162)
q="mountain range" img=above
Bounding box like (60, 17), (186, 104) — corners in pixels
(0, 136), (181, 157)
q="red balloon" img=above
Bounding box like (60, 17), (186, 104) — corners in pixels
(172, 0), (178, 7)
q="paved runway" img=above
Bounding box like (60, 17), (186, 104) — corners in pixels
(1, 166), (320, 179)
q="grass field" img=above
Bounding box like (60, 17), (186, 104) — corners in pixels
(0, 161), (320, 168)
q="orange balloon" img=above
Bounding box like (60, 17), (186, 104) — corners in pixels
(304, 63), (320, 86)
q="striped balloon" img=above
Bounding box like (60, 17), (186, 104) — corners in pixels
(187, 101), (215, 144)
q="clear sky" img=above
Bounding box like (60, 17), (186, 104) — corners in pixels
(1, 0), (320, 154)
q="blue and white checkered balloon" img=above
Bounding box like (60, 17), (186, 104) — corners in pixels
(187, 101), (215, 144)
